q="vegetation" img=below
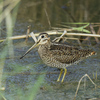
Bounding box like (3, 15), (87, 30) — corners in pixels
(0, 0), (100, 100)
(0, 0), (45, 100)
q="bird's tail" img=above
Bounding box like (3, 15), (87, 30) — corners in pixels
(91, 51), (97, 55)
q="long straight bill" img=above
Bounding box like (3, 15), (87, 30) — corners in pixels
(20, 42), (39, 59)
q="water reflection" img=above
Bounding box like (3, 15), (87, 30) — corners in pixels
(18, 0), (100, 29)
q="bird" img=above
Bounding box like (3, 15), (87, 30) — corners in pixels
(20, 33), (96, 82)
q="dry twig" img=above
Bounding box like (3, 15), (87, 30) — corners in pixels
(90, 24), (99, 43)
(74, 74), (96, 100)
(25, 25), (31, 42)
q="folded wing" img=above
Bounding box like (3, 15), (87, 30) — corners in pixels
(49, 43), (94, 64)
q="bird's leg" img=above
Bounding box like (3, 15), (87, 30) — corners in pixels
(61, 68), (67, 83)
(57, 69), (63, 82)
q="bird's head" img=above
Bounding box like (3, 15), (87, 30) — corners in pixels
(20, 33), (50, 59)
(37, 33), (50, 44)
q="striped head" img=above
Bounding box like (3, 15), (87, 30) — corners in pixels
(20, 33), (50, 59)
(37, 33), (50, 44)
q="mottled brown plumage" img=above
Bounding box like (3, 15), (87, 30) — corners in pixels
(20, 33), (96, 82)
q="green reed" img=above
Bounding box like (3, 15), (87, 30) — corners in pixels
(0, 0), (45, 100)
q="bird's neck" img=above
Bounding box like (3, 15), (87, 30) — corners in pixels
(38, 41), (51, 55)
(40, 40), (51, 49)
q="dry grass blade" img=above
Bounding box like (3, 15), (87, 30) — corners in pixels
(0, 31), (100, 43)
(44, 8), (51, 28)
(52, 30), (67, 42)
(30, 32), (37, 42)
(90, 24), (99, 43)
(74, 74), (96, 100)
(97, 26), (100, 35)
(67, 33), (100, 37)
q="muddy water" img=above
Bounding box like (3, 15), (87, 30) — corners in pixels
(1, 0), (100, 100)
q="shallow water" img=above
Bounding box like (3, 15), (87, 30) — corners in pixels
(0, 35), (99, 100)
(1, 0), (100, 100)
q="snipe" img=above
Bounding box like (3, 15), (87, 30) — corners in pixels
(20, 33), (96, 82)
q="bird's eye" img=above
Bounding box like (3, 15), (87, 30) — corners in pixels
(41, 35), (44, 38)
